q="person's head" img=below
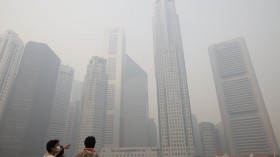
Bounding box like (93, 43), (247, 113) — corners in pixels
(46, 139), (61, 155)
(84, 136), (96, 148)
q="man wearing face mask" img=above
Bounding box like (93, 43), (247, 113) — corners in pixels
(44, 139), (70, 157)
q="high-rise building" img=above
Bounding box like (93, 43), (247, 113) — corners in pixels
(209, 38), (279, 155)
(78, 56), (108, 152)
(215, 122), (228, 154)
(152, 0), (195, 157)
(67, 101), (82, 156)
(0, 41), (60, 157)
(65, 80), (83, 156)
(122, 55), (149, 147)
(103, 27), (126, 148)
(199, 122), (221, 157)
(0, 30), (24, 120)
(192, 115), (203, 157)
(46, 65), (74, 143)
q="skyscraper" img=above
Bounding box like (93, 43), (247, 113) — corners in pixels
(199, 122), (221, 157)
(0, 41), (60, 157)
(68, 101), (82, 156)
(209, 38), (279, 155)
(103, 27), (126, 148)
(122, 55), (149, 147)
(153, 0), (195, 157)
(65, 80), (83, 156)
(46, 65), (74, 143)
(0, 30), (24, 121)
(79, 56), (107, 152)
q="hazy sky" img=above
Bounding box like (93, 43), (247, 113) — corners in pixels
(1, 0), (280, 144)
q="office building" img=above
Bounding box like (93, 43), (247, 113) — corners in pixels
(0, 41), (60, 157)
(209, 38), (279, 155)
(103, 28), (126, 148)
(0, 30), (24, 120)
(78, 56), (108, 152)
(122, 55), (149, 147)
(46, 65), (74, 143)
(153, 0), (195, 156)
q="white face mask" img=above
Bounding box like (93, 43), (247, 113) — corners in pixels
(56, 146), (62, 151)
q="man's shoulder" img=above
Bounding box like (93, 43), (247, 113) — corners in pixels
(44, 153), (55, 157)
(76, 150), (98, 157)
(76, 150), (90, 157)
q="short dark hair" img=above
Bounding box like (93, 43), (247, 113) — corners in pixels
(84, 136), (96, 148)
(46, 139), (59, 153)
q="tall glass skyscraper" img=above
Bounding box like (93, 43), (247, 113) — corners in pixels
(103, 27), (126, 148)
(122, 55), (149, 147)
(0, 41), (61, 157)
(209, 38), (279, 155)
(152, 0), (195, 157)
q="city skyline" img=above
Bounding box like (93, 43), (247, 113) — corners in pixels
(0, 0), (279, 132)
(0, 0), (280, 153)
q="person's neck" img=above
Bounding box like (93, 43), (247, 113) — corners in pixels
(48, 151), (56, 155)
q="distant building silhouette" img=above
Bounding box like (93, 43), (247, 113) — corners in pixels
(0, 41), (60, 157)
(78, 56), (107, 152)
(0, 30), (24, 121)
(122, 55), (149, 147)
(153, 0), (195, 156)
(199, 122), (221, 157)
(46, 65), (74, 144)
(209, 38), (279, 155)
(65, 80), (83, 156)
(103, 28), (126, 148)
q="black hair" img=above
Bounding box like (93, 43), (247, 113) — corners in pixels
(46, 139), (59, 153)
(84, 136), (96, 148)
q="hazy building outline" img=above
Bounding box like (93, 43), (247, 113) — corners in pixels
(0, 30), (24, 121)
(199, 122), (221, 157)
(65, 80), (83, 156)
(46, 64), (74, 144)
(152, 0), (195, 157)
(209, 37), (279, 155)
(0, 41), (60, 157)
(78, 56), (108, 152)
(103, 27), (126, 148)
(122, 54), (150, 147)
